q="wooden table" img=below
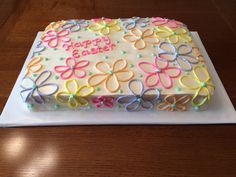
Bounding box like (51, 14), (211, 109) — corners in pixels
(0, 0), (235, 176)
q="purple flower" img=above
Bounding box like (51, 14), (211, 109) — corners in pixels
(117, 79), (160, 112)
(20, 71), (58, 104)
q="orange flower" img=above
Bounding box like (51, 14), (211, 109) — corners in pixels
(157, 95), (191, 111)
(123, 28), (159, 50)
(88, 59), (134, 93)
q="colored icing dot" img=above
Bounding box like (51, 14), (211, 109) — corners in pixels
(116, 40), (120, 44)
(88, 71), (93, 76)
(151, 53), (156, 57)
(130, 63), (134, 68)
(137, 98), (142, 102)
(171, 103), (176, 108)
(54, 75), (59, 80)
(138, 36), (143, 40)
(60, 57), (64, 60)
(77, 36), (80, 39)
(94, 33), (98, 36)
(185, 71), (189, 75)
(156, 88), (162, 92)
(156, 68), (162, 73)
(200, 82), (207, 87)
(84, 28), (88, 31)
(27, 103), (33, 110)
(96, 87), (101, 91)
(118, 89), (123, 94)
(103, 55), (108, 59)
(45, 57), (49, 61)
(139, 74), (143, 78)
(103, 24), (108, 28)
(100, 101), (104, 105)
(152, 44), (156, 48)
(69, 94), (76, 99)
(175, 87), (182, 92)
(32, 73), (38, 77)
(54, 104), (60, 109)
(32, 83), (37, 89)
(172, 63), (176, 66)
(123, 31), (127, 34)
(194, 106), (200, 111)
(137, 54), (142, 58)
(176, 52), (179, 56)
(121, 50), (126, 55)
(108, 70), (113, 75)
(53, 48), (57, 51)
(173, 32), (177, 35)
(201, 64), (205, 67)
(37, 52), (41, 55)
(70, 65), (75, 69)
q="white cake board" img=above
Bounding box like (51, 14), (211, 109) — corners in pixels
(0, 32), (235, 127)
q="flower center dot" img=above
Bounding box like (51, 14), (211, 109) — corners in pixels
(32, 84), (37, 89)
(138, 36), (143, 40)
(171, 103), (176, 108)
(108, 70), (113, 75)
(173, 32), (177, 35)
(156, 68), (162, 73)
(69, 94), (76, 99)
(70, 65), (75, 69)
(137, 98), (142, 102)
(201, 82), (207, 87)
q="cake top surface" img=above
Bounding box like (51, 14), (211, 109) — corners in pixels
(21, 17), (215, 110)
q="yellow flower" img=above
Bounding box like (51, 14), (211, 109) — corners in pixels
(88, 19), (121, 35)
(25, 56), (43, 76)
(157, 95), (191, 111)
(155, 26), (192, 44)
(55, 79), (95, 108)
(179, 66), (215, 107)
(88, 59), (134, 93)
(123, 28), (159, 50)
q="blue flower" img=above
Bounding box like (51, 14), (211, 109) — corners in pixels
(61, 19), (88, 32)
(121, 17), (149, 30)
(158, 42), (199, 71)
(33, 41), (46, 56)
(117, 79), (160, 111)
(20, 71), (59, 104)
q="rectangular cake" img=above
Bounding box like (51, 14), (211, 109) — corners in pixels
(20, 17), (215, 112)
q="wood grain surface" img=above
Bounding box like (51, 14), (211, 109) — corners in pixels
(0, 0), (235, 176)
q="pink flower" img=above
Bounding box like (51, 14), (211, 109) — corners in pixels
(92, 96), (114, 108)
(54, 57), (90, 80)
(138, 56), (181, 89)
(41, 29), (71, 48)
(151, 17), (183, 28)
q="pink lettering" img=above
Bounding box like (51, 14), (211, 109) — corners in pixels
(63, 43), (72, 51)
(82, 40), (91, 48)
(72, 49), (80, 58)
(92, 38), (102, 46)
(81, 50), (90, 56)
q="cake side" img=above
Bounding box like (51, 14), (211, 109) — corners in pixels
(20, 17), (215, 111)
